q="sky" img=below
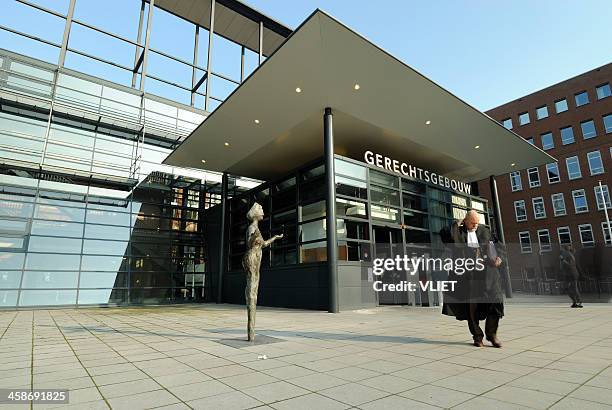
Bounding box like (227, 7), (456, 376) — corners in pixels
(1, 0), (611, 111)
(244, 0), (612, 110)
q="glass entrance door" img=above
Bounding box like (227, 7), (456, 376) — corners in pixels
(373, 226), (408, 304)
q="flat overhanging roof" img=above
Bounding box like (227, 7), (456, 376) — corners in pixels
(152, 0), (291, 57)
(164, 10), (554, 182)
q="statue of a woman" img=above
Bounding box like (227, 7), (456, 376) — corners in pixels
(242, 202), (283, 341)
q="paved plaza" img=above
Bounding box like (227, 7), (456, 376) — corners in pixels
(1, 301), (612, 409)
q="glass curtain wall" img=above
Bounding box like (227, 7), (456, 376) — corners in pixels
(226, 155), (488, 272)
(0, 171), (223, 308)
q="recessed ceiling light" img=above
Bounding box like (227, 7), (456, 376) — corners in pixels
(511, 163), (516, 167)
(353, 84), (360, 90)
(201, 159), (206, 163)
(474, 145), (480, 149)
(295, 87), (301, 93)
(425, 120), (431, 125)
(254, 119), (260, 124)
(224, 142), (230, 147)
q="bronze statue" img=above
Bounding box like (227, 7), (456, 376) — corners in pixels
(242, 202), (283, 341)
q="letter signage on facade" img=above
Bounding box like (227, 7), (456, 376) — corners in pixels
(363, 150), (471, 194)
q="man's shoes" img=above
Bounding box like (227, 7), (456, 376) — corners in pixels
(577, 303), (583, 308)
(486, 336), (502, 348)
(571, 303), (579, 308)
(473, 339), (484, 347)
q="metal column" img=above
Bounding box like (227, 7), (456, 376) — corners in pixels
(489, 175), (506, 243)
(324, 108), (339, 313)
(139, 0), (155, 91)
(132, 0), (146, 87)
(216, 172), (228, 303)
(258, 21), (263, 65)
(58, 0), (76, 67)
(205, 0), (215, 111)
(191, 25), (200, 106)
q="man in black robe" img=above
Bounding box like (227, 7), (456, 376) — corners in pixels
(440, 210), (505, 348)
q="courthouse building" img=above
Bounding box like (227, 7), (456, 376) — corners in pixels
(0, 0), (551, 310)
(477, 64), (612, 293)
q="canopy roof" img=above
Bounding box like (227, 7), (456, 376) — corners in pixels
(164, 10), (554, 182)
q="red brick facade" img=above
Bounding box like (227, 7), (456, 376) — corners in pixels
(477, 63), (612, 291)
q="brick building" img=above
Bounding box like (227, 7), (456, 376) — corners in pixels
(478, 63), (612, 293)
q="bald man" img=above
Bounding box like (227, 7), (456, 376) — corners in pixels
(440, 210), (505, 348)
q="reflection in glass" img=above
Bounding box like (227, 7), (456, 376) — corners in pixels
(25, 253), (80, 271)
(78, 289), (127, 305)
(84, 224), (131, 240)
(336, 199), (367, 219)
(335, 159), (366, 180)
(371, 204), (400, 223)
(300, 201), (325, 222)
(300, 240), (326, 262)
(28, 236), (82, 253)
(19, 290), (77, 306)
(22, 271), (78, 289)
(82, 239), (128, 255)
(370, 169), (399, 188)
(336, 176), (367, 199)
(81, 255), (127, 272)
(0, 271), (22, 289)
(300, 219), (326, 243)
(0, 291), (18, 306)
(79, 271), (126, 288)
(0, 253), (26, 270)
(31, 220), (83, 238)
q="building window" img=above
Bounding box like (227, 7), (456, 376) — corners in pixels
(526, 137), (534, 145)
(537, 229), (552, 252)
(560, 126), (574, 145)
(540, 132), (554, 150)
(551, 193), (566, 216)
(566, 156), (582, 180)
(578, 224), (594, 246)
(519, 231), (532, 253)
(502, 118), (513, 129)
(580, 120), (597, 139)
(594, 184), (611, 210)
(546, 163), (560, 184)
(555, 99), (568, 113)
(528, 167), (540, 188)
(602, 222), (612, 245)
(532, 197), (546, 219)
(510, 171), (522, 192)
(603, 114), (612, 134)
(557, 226), (572, 244)
(514, 200), (527, 222)
(596, 83), (611, 100)
(572, 189), (588, 213)
(587, 151), (604, 175)
(575, 91), (589, 107)
(536, 105), (548, 120)
(519, 112), (530, 126)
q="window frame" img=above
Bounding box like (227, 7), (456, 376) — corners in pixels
(554, 98), (568, 114)
(518, 112), (530, 126)
(551, 193), (566, 216)
(580, 119), (597, 139)
(575, 91), (590, 107)
(537, 229), (552, 252)
(560, 126), (574, 145)
(527, 167), (541, 188)
(519, 231), (532, 253)
(578, 224), (594, 246)
(596, 83), (611, 100)
(594, 184), (611, 210)
(587, 150), (604, 175)
(540, 132), (554, 150)
(532, 196), (546, 219)
(546, 162), (561, 184)
(565, 156), (582, 180)
(572, 189), (588, 214)
(602, 222), (612, 245)
(502, 118), (513, 129)
(514, 200), (527, 222)
(536, 105), (549, 120)
(510, 171), (522, 192)
(557, 226), (572, 245)
(603, 113), (612, 134)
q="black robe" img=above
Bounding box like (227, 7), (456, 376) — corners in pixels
(440, 222), (504, 321)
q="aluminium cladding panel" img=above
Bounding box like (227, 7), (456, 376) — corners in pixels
(222, 264), (328, 310)
(337, 262), (377, 311)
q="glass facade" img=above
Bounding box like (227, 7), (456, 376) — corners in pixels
(227, 155), (488, 272)
(0, 171), (232, 307)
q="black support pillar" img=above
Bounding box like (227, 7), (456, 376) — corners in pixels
(489, 175), (505, 243)
(324, 108), (339, 313)
(217, 172), (228, 303)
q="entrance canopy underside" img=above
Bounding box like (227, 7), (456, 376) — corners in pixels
(164, 10), (554, 182)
